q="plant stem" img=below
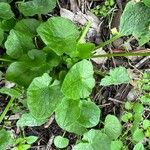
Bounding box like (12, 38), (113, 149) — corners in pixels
(0, 97), (15, 124)
(38, 14), (42, 21)
(92, 52), (150, 58)
(0, 58), (13, 62)
(95, 34), (121, 50)
(78, 21), (92, 43)
(62, 131), (66, 137)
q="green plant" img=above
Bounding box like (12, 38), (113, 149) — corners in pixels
(73, 115), (122, 150)
(92, 0), (115, 17)
(143, 0), (150, 7)
(54, 136), (69, 149)
(100, 66), (130, 86)
(119, 72), (150, 149)
(12, 136), (38, 150)
(0, 0), (150, 149)
(119, 1), (150, 45)
(0, 129), (13, 150)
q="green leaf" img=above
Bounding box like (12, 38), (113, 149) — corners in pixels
(37, 17), (79, 56)
(55, 98), (80, 129)
(77, 43), (95, 59)
(131, 113), (143, 133)
(18, 0), (56, 16)
(54, 136), (69, 149)
(145, 128), (150, 137)
(0, 18), (16, 31)
(15, 137), (26, 145)
(14, 19), (40, 37)
(15, 144), (30, 150)
(6, 50), (50, 87)
(143, 119), (150, 130)
(77, 100), (100, 128)
(64, 122), (87, 135)
(5, 29), (35, 59)
(61, 60), (95, 99)
(73, 129), (111, 150)
(17, 113), (47, 127)
(143, 0), (150, 7)
(125, 102), (133, 110)
(140, 94), (150, 105)
(27, 73), (63, 120)
(26, 136), (38, 144)
(133, 128), (145, 142)
(111, 140), (123, 150)
(100, 66), (130, 86)
(43, 47), (61, 68)
(133, 143), (144, 150)
(0, 2), (14, 19)
(104, 115), (122, 140)
(119, 1), (150, 45)
(55, 98), (87, 135)
(0, 129), (13, 150)
(0, 87), (21, 98)
(121, 112), (132, 123)
(0, 27), (4, 45)
(0, 0), (13, 3)
(133, 103), (144, 114)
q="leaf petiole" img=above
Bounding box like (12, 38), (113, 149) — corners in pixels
(92, 52), (150, 58)
(0, 58), (13, 62)
(0, 97), (15, 124)
(95, 34), (122, 50)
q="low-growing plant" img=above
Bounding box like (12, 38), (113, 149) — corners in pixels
(0, 0), (150, 149)
(12, 136), (38, 150)
(92, 0), (115, 17)
(120, 72), (150, 149)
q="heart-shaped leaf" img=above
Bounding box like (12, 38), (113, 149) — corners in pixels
(62, 60), (95, 99)
(27, 73), (64, 120)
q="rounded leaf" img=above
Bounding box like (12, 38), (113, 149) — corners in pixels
(133, 103), (144, 114)
(17, 113), (46, 127)
(104, 115), (122, 140)
(77, 100), (100, 128)
(133, 142), (144, 150)
(15, 19), (40, 37)
(73, 129), (111, 150)
(55, 98), (80, 129)
(61, 60), (95, 99)
(26, 136), (38, 144)
(37, 17), (79, 55)
(64, 122), (87, 135)
(18, 0), (56, 16)
(0, 129), (13, 150)
(27, 73), (63, 120)
(140, 95), (150, 105)
(133, 128), (144, 142)
(111, 140), (123, 150)
(143, 119), (150, 129)
(54, 136), (69, 149)
(6, 50), (50, 87)
(5, 29), (35, 59)
(0, 2), (14, 19)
